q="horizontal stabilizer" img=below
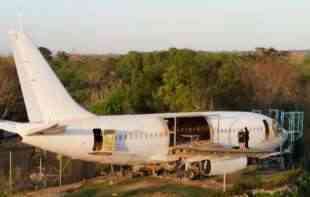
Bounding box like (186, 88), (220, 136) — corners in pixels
(25, 123), (65, 136)
(0, 121), (64, 136)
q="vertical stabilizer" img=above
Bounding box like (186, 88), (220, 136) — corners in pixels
(9, 31), (94, 123)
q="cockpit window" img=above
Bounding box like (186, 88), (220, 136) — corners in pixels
(272, 120), (281, 137)
(263, 120), (270, 140)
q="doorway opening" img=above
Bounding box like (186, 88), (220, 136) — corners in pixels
(165, 117), (210, 147)
(93, 128), (103, 151)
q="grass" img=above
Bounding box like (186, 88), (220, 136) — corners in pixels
(261, 169), (302, 190)
(60, 168), (304, 197)
(65, 177), (226, 197)
(125, 184), (225, 197)
(0, 192), (7, 197)
(228, 168), (302, 195)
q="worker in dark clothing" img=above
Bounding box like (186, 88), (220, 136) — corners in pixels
(238, 130), (246, 149)
(176, 157), (184, 180)
(0, 130), (3, 144)
(244, 127), (250, 149)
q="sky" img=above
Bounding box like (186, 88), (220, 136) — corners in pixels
(1, 0), (310, 54)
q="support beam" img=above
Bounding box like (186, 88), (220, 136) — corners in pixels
(39, 152), (42, 176)
(9, 151), (13, 192)
(174, 117), (177, 146)
(59, 155), (62, 186)
(223, 172), (226, 193)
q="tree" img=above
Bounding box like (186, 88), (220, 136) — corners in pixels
(56, 51), (69, 62)
(246, 57), (300, 108)
(158, 49), (203, 111)
(0, 63), (26, 121)
(90, 86), (129, 115)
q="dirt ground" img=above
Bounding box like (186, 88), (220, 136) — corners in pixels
(15, 167), (300, 197)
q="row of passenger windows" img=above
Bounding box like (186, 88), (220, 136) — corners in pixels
(109, 127), (264, 141)
(218, 127), (264, 133)
(115, 132), (168, 141)
(177, 127), (208, 132)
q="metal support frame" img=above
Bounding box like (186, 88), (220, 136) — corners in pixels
(223, 172), (226, 192)
(168, 117), (177, 147)
(39, 153), (43, 176)
(174, 117), (177, 146)
(252, 109), (304, 154)
(285, 112), (304, 149)
(57, 154), (72, 186)
(58, 154), (63, 186)
(9, 151), (13, 192)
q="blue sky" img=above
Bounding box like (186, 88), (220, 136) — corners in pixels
(1, 0), (310, 54)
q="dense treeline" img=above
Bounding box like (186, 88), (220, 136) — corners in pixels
(0, 48), (309, 122)
(2, 47), (310, 196)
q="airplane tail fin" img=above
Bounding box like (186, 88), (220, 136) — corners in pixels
(8, 31), (94, 123)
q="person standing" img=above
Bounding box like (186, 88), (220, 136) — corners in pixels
(238, 129), (245, 149)
(244, 127), (250, 149)
(176, 157), (184, 181)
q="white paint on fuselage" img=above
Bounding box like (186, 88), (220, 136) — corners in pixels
(21, 111), (287, 165)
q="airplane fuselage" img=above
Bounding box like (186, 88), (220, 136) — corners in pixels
(21, 112), (287, 165)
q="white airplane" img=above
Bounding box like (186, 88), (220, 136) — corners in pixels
(0, 31), (288, 175)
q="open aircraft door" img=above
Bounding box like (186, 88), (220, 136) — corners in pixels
(92, 129), (116, 154)
(103, 130), (116, 153)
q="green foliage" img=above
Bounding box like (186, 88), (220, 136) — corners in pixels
(230, 175), (263, 195)
(56, 51), (69, 62)
(296, 173), (310, 197)
(263, 169), (301, 190)
(117, 51), (166, 113)
(0, 47), (308, 121)
(90, 86), (129, 115)
(66, 177), (227, 197)
(158, 63), (197, 111)
(254, 191), (297, 197)
(124, 184), (226, 197)
(0, 192), (7, 197)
